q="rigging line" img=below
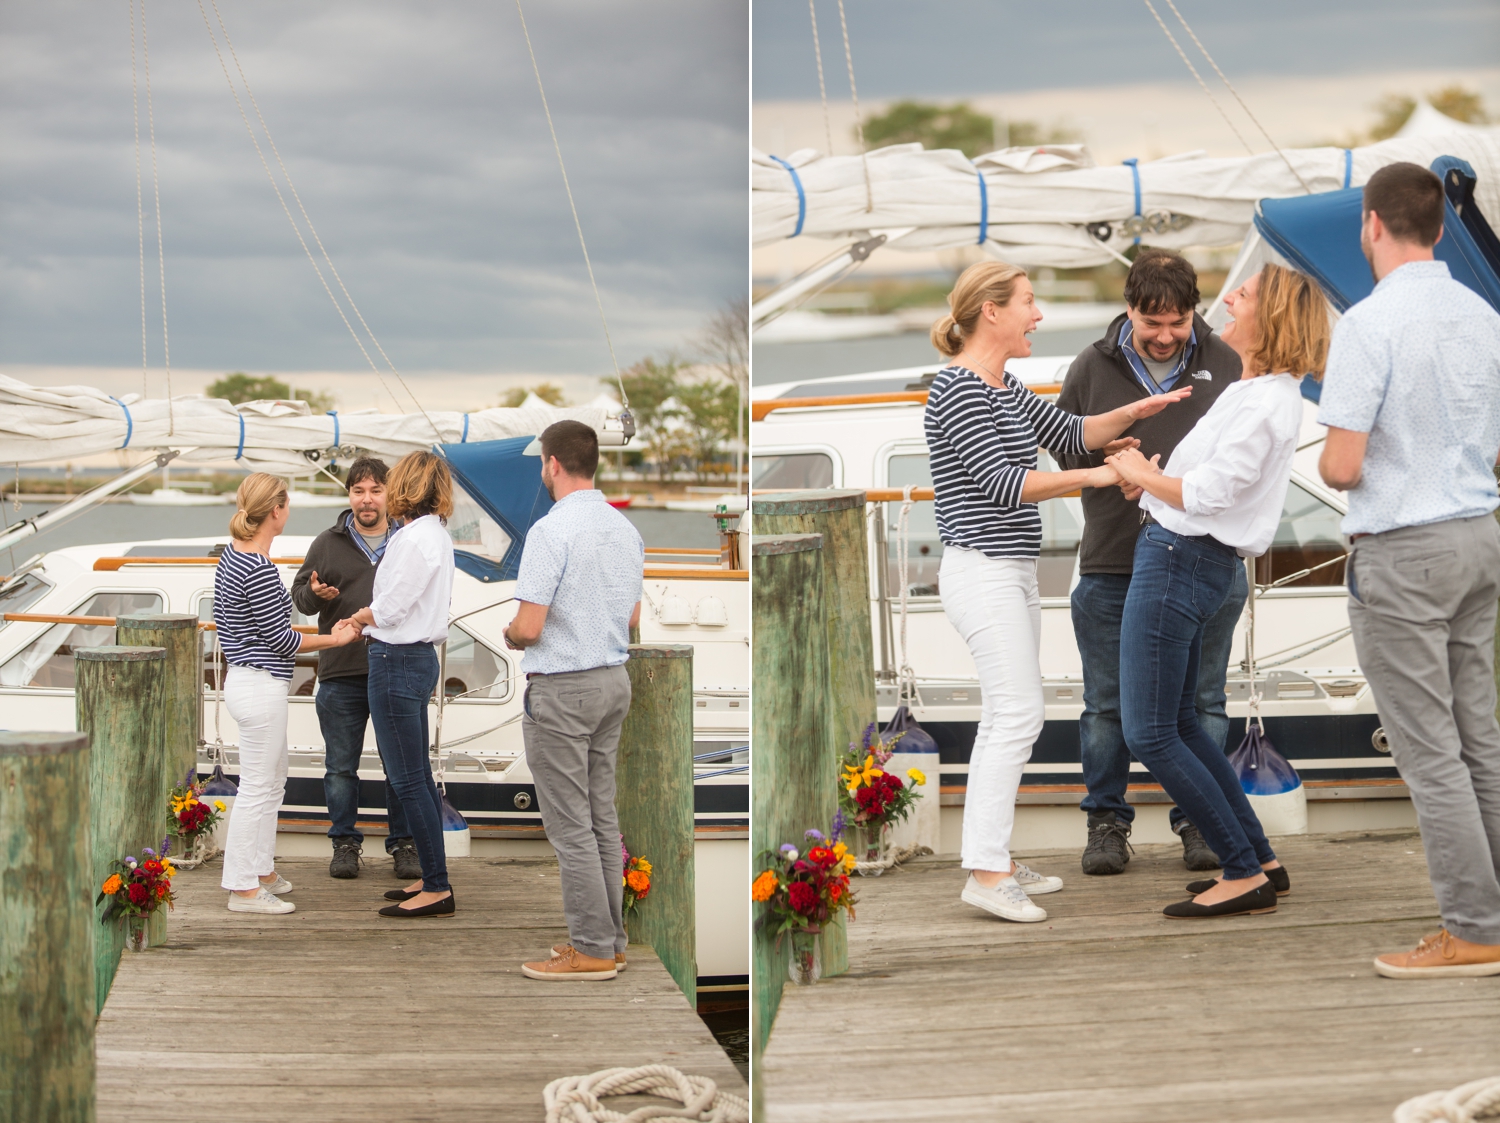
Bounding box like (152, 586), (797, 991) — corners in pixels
(1139, 0), (1253, 157)
(514, 0), (629, 409)
(192, 0), (412, 421)
(141, 0), (174, 434)
(1162, 0), (1313, 195)
(130, 0), (148, 401)
(206, 0), (440, 438)
(834, 0), (873, 213)
(807, 0), (833, 155)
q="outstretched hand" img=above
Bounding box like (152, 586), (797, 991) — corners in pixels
(1100, 436), (1141, 456)
(1105, 447), (1162, 487)
(1127, 386), (1191, 421)
(309, 570), (340, 601)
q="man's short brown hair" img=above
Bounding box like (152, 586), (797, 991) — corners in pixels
(1123, 248), (1200, 316)
(344, 457), (388, 491)
(540, 420), (599, 480)
(1364, 162), (1444, 247)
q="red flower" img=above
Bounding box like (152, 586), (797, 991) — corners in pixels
(155, 883), (169, 899)
(126, 882), (149, 906)
(829, 882), (843, 901)
(142, 859), (162, 875)
(787, 881), (818, 916)
(880, 772), (903, 792)
(806, 846), (836, 868)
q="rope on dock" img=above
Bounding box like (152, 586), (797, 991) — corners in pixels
(543, 1065), (748, 1123)
(1394, 1076), (1500, 1123)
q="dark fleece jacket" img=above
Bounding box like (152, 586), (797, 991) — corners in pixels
(1056, 311), (1242, 575)
(290, 510), (382, 680)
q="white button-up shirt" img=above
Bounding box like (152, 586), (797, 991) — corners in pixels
(365, 514), (453, 645)
(1143, 373), (1304, 557)
(1318, 260), (1500, 536)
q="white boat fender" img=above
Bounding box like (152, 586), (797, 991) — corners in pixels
(1229, 724), (1308, 837)
(882, 705), (942, 858)
(200, 764), (240, 852)
(440, 793), (471, 857)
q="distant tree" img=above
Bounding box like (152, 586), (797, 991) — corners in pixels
(693, 298), (749, 484)
(498, 382), (568, 408)
(863, 101), (1077, 157)
(607, 358), (690, 483)
(675, 376), (738, 483)
(208, 372), (334, 413)
(1366, 86), (1488, 142)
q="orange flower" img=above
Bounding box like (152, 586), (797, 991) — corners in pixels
(626, 869), (650, 894)
(101, 874), (122, 896)
(829, 882), (843, 901)
(751, 869), (779, 902)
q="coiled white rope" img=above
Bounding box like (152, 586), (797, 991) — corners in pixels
(543, 1065), (748, 1123)
(1394, 1076), (1500, 1123)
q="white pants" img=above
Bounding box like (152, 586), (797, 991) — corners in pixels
(939, 547), (1045, 872)
(220, 666), (290, 891)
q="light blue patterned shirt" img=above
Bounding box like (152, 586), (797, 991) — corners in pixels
(513, 489), (644, 675)
(1318, 260), (1500, 536)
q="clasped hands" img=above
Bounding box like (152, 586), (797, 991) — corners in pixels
(329, 605), (373, 646)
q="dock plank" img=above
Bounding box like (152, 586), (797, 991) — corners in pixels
(761, 829), (1500, 1123)
(95, 856), (743, 1122)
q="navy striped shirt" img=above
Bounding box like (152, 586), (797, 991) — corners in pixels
(925, 365), (1088, 559)
(213, 546), (302, 680)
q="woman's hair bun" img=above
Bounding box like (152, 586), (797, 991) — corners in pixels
(930, 313), (963, 357)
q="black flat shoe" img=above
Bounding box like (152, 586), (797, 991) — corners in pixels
(1163, 880), (1277, 919)
(378, 892), (455, 918)
(1187, 866), (1290, 897)
(384, 888), (421, 902)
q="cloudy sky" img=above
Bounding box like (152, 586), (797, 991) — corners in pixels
(1, 1), (747, 402)
(754, 0), (1500, 99)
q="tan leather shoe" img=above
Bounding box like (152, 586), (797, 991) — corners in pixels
(1374, 929), (1500, 978)
(523, 946), (618, 981)
(552, 944), (626, 971)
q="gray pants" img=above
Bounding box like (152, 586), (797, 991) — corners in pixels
(522, 664), (633, 960)
(1347, 514), (1500, 944)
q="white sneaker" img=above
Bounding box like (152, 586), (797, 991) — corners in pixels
(961, 874), (1047, 923)
(227, 888), (296, 914)
(260, 874), (293, 895)
(1012, 862), (1064, 896)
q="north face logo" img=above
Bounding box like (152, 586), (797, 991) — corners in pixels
(1191, 370), (1212, 380)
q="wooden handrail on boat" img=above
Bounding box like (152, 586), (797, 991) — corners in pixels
(644, 547), (721, 555)
(755, 486), (1081, 501)
(752, 383), (1064, 421)
(643, 566), (747, 581)
(93, 556), (304, 570)
(3, 612), (315, 633)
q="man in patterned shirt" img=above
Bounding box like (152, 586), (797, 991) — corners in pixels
(1320, 161), (1500, 978)
(504, 420), (644, 981)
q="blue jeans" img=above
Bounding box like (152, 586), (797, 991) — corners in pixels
(367, 641), (448, 893)
(315, 675), (412, 851)
(1120, 524), (1275, 880)
(1072, 562), (1247, 826)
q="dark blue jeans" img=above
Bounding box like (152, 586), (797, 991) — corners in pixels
(315, 675), (412, 851)
(1120, 523), (1276, 880)
(1072, 562), (1247, 826)
(367, 641), (448, 893)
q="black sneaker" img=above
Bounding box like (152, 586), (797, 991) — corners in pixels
(1177, 822), (1221, 871)
(329, 837), (362, 879)
(1081, 813), (1132, 876)
(391, 840), (422, 881)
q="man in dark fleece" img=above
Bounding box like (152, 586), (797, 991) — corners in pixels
(1057, 249), (1246, 876)
(292, 457), (419, 881)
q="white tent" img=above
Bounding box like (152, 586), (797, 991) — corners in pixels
(753, 130), (1500, 268)
(0, 373), (612, 473)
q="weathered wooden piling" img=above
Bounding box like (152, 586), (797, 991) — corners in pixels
(76, 645), (167, 1010)
(753, 490), (878, 981)
(750, 534), (834, 1071)
(0, 732), (96, 1123)
(115, 613), (201, 793)
(618, 643), (696, 1007)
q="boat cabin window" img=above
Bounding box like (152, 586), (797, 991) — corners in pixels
(0, 591), (164, 689)
(197, 594), (320, 697)
(0, 573), (53, 627)
(443, 624), (510, 701)
(882, 451), (1083, 598)
(751, 452), (834, 491)
(1255, 482), (1346, 588)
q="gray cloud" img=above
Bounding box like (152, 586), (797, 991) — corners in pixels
(1, 1), (748, 378)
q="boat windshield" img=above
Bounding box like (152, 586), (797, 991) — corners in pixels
(0, 572), (52, 623)
(0, 591), (164, 688)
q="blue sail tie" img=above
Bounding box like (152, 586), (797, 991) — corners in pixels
(769, 155), (806, 238)
(109, 396), (133, 449)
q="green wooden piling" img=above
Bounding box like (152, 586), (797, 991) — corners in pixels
(0, 732), (96, 1123)
(750, 534), (833, 1074)
(115, 614), (201, 795)
(617, 643), (696, 1007)
(76, 645), (166, 1010)
(753, 490), (877, 980)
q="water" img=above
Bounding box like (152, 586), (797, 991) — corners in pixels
(0, 501), (718, 564)
(698, 1003), (749, 1080)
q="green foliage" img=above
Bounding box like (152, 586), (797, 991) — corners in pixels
(207, 372), (334, 413)
(862, 100), (1078, 157)
(608, 358), (691, 483)
(1356, 86), (1489, 144)
(498, 382), (568, 408)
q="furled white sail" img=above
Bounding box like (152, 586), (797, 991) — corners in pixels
(0, 374), (611, 471)
(753, 130), (1500, 267)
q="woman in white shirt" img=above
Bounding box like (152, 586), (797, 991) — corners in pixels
(341, 451), (457, 918)
(1106, 264), (1329, 919)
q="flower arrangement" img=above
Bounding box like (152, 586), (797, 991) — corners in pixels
(839, 723), (926, 838)
(170, 781), (227, 840)
(620, 840), (652, 915)
(97, 843), (177, 951)
(752, 827), (857, 985)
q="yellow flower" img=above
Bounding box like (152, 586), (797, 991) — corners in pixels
(636, 858), (653, 875)
(750, 869), (779, 902)
(842, 754), (882, 793)
(832, 841), (848, 859)
(906, 767), (927, 786)
(213, 801), (226, 812)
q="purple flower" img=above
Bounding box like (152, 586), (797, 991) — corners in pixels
(125, 857), (137, 867)
(804, 828), (825, 842)
(142, 847), (155, 858)
(620, 837), (630, 867)
(830, 809), (848, 843)
(861, 722), (877, 751)
(160, 837), (172, 857)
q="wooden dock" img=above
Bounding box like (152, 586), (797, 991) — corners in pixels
(96, 855), (744, 1121)
(761, 829), (1500, 1122)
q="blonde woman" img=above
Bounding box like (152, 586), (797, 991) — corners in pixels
(1107, 264), (1329, 918)
(926, 260), (1190, 923)
(340, 452), (457, 918)
(216, 474), (359, 914)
